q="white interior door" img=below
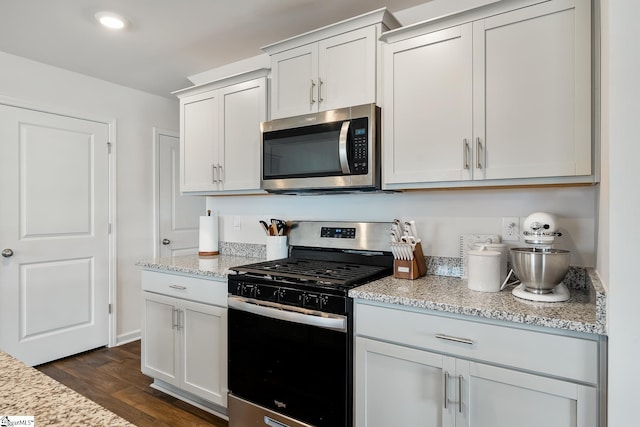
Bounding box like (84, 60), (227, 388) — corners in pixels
(157, 129), (204, 257)
(0, 104), (110, 366)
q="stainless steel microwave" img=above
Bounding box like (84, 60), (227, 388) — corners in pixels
(260, 103), (381, 194)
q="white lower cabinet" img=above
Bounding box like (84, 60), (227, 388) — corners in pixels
(354, 302), (602, 427)
(141, 270), (227, 409)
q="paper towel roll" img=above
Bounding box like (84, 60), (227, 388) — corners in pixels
(199, 215), (219, 256)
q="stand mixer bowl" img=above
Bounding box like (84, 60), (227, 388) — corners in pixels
(510, 248), (570, 294)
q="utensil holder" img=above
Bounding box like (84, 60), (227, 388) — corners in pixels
(266, 236), (289, 260)
(393, 242), (427, 280)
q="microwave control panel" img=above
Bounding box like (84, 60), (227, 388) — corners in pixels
(351, 117), (368, 174)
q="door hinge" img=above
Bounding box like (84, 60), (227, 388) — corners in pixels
(107, 142), (112, 154)
(108, 303), (112, 314)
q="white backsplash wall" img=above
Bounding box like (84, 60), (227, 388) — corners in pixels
(206, 185), (597, 267)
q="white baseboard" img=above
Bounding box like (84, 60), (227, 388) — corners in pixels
(114, 329), (141, 346)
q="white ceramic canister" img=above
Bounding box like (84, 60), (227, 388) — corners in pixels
(266, 235), (289, 260)
(473, 242), (508, 281)
(467, 246), (502, 292)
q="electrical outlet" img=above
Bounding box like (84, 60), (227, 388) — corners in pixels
(502, 217), (520, 241)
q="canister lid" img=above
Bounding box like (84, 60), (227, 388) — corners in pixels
(468, 246), (501, 257)
(472, 242), (506, 251)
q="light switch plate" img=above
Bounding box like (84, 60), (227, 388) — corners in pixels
(232, 216), (241, 230)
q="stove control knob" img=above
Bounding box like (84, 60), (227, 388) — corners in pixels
(303, 293), (321, 310)
(240, 284), (256, 298)
(236, 284), (245, 296)
(319, 295), (329, 309)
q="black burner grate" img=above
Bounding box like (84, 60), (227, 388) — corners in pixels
(231, 258), (390, 286)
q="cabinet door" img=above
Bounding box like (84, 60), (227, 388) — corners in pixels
(219, 77), (267, 191)
(141, 292), (179, 386)
(473, 0), (591, 180)
(461, 361), (597, 427)
(383, 24), (473, 186)
(180, 299), (228, 407)
(318, 26), (376, 112)
(270, 44), (318, 119)
(180, 90), (219, 192)
(355, 337), (454, 427)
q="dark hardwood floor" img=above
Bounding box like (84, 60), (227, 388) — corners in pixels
(36, 340), (228, 427)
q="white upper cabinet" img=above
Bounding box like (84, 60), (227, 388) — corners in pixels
(264, 8), (399, 120)
(473, 0), (592, 181)
(383, 24), (473, 184)
(218, 79), (266, 191)
(180, 90), (220, 192)
(318, 28), (376, 112)
(269, 44), (318, 119)
(175, 72), (267, 194)
(382, 0), (592, 189)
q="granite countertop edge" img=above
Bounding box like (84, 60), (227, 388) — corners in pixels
(136, 254), (606, 336)
(349, 268), (607, 336)
(136, 254), (261, 279)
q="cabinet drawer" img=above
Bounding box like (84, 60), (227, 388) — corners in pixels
(355, 302), (598, 384)
(142, 270), (227, 307)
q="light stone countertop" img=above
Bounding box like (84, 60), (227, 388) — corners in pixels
(0, 351), (134, 426)
(136, 253), (262, 279)
(349, 268), (607, 335)
(137, 254), (606, 336)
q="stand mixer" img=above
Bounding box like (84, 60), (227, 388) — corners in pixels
(509, 212), (571, 302)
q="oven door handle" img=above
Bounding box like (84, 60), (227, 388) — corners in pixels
(228, 296), (347, 332)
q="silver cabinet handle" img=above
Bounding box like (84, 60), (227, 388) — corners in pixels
(162, 239), (171, 245)
(178, 309), (184, 330)
(1, 248), (14, 258)
(172, 308), (179, 330)
(169, 284), (187, 290)
(463, 139), (470, 170)
(338, 121), (351, 174)
(318, 77), (324, 103)
(435, 334), (474, 346)
(444, 371), (449, 409)
(476, 137), (483, 169)
(458, 375), (463, 413)
(212, 164), (218, 183)
(310, 79), (317, 104)
(218, 163), (223, 183)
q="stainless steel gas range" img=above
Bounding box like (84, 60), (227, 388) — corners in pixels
(227, 221), (393, 427)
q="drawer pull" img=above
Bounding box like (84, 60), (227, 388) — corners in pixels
(436, 334), (474, 346)
(169, 285), (187, 290)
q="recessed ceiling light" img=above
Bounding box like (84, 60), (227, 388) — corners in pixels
(95, 11), (128, 30)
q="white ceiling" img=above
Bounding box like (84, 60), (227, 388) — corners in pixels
(0, 0), (428, 98)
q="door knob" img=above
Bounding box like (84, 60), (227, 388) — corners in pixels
(162, 239), (171, 246)
(2, 248), (14, 258)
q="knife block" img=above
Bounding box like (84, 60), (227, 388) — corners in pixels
(393, 242), (427, 280)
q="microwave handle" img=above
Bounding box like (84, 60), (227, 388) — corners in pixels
(338, 120), (351, 174)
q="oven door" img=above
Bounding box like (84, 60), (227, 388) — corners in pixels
(228, 296), (351, 427)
